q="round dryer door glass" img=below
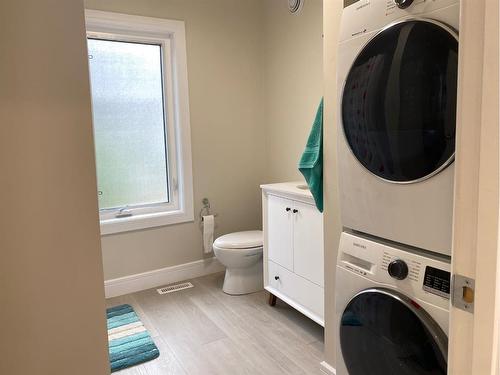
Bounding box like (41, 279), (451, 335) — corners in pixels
(340, 289), (447, 375)
(342, 20), (458, 182)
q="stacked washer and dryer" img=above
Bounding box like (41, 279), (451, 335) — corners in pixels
(335, 0), (459, 374)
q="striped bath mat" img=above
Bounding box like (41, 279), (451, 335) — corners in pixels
(107, 304), (160, 372)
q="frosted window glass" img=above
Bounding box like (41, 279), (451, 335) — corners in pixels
(87, 39), (169, 210)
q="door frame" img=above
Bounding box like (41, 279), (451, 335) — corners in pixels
(449, 0), (499, 374)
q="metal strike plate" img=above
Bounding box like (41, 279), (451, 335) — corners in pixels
(452, 274), (475, 313)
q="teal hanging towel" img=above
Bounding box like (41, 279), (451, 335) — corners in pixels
(298, 98), (323, 212)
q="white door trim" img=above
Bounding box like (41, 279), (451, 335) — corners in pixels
(449, 0), (499, 374)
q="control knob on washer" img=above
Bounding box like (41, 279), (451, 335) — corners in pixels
(394, 0), (414, 9)
(388, 259), (409, 280)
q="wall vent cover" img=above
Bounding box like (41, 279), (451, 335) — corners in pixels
(288, 0), (305, 14)
(157, 282), (194, 295)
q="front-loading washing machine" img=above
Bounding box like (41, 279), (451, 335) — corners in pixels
(337, 0), (459, 256)
(335, 231), (451, 375)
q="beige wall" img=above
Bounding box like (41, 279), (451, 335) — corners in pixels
(262, 0), (324, 182)
(84, 0), (267, 280)
(0, 1), (109, 374)
(323, 0), (343, 369)
(84, 0), (324, 280)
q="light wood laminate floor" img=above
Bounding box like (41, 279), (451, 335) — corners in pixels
(106, 272), (325, 375)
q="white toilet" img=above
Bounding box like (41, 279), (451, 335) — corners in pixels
(213, 230), (263, 295)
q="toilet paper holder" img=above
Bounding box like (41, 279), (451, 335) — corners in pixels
(200, 198), (218, 221)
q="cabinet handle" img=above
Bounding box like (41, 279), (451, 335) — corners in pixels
(285, 207), (291, 212)
(293, 209), (298, 213)
(274, 276), (280, 280)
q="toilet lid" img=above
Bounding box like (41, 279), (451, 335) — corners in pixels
(214, 230), (263, 249)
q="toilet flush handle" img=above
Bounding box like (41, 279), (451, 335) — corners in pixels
(274, 276), (280, 280)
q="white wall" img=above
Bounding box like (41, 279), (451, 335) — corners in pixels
(84, 0), (267, 280)
(0, 1), (110, 374)
(84, 0), (325, 282)
(262, 0), (324, 182)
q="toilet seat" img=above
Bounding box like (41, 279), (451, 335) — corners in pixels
(213, 230), (263, 250)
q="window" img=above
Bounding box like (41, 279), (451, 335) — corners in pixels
(86, 10), (194, 235)
(88, 39), (168, 210)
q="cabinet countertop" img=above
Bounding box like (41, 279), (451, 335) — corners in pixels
(260, 181), (315, 205)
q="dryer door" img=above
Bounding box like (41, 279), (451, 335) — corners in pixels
(341, 19), (458, 183)
(339, 288), (447, 375)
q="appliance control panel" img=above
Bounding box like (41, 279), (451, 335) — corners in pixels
(339, 0), (459, 43)
(344, 0), (361, 7)
(381, 252), (422, 282)
(385, 0), (425, 15)
(423, 266), (451, 298)
(338, 232), (451, 308)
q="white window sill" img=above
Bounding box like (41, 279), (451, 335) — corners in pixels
(100, 209), (194, 235)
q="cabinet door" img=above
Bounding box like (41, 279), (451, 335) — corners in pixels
(267, 195), (293, 271)
(293, 201), (324, 286)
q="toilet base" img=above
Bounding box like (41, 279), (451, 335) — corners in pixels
(222, 262), (263, 295)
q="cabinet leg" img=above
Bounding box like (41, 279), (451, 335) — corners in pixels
(268, 293), (277, 306)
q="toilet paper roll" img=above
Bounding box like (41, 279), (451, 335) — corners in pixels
(202, 215), (214, 254)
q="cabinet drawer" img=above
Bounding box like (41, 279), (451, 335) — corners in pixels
(268, 260), (324, 320)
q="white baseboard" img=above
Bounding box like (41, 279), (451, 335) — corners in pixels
(104, 257), (225, 298)
(320, 361), (336, 375)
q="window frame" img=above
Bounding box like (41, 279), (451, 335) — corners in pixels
(85, 10), (194, 235)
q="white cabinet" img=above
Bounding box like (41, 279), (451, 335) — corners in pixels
(293, 202), (324, 287)
(262, 182), (324, 326)
(267, 195), (293, 271)
(268, 261), (324, 319)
